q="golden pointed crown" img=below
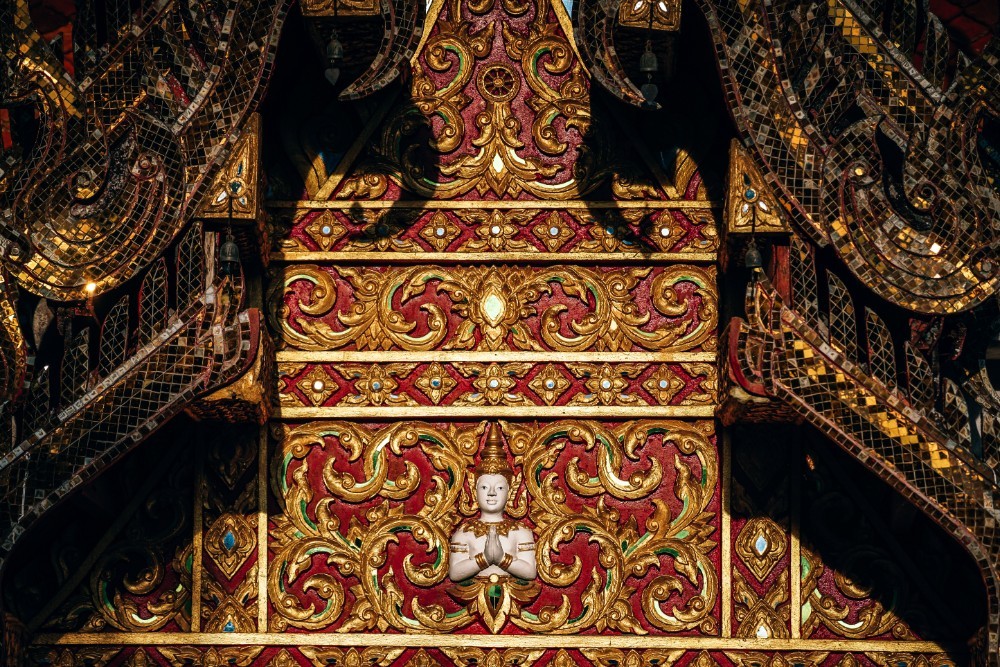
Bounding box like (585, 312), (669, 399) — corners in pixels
(475, 423), (514, 482)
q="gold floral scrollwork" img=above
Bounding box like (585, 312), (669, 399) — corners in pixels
(196, 114), (260, 219)
(725, 139), (788, 234)
(448, 577), (541, 634)
(275, 265), (716, 353)
(440, 648), (545, 667)
(158, 647), (264, 667)
(45, 648), (121, 667)
(268, 422), (480, 631)
(455, 209), (538, 252)
(332, 363), (419, 406)
(376, 0), (606, 199)
(734, 517), (786, 582)
(204, 513), (257, 579)
(504, 419), (719, 634)
(723, 653), (827, 667)
(272, 265), (448, 351)
(580, 649), (686, 667)
(800, 548), (913, 640)
(733, 569), (790, 639)
(202, 565), (258, 633)
(299, 647), (405, 667)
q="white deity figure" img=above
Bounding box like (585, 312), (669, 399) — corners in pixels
(448, 424), (537, 582)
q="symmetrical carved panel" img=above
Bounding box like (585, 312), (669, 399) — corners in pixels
(267, 420), (720, 634)
(272, 265), (717, 353)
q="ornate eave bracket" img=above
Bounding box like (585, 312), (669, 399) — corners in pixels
(730, 268), (1000, 663)
(0, 285), (259, 573)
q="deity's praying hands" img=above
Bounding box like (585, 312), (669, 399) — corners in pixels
(448, 424), (537, 582)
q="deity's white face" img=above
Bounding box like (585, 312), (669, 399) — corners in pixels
(475, 473), (510, 515)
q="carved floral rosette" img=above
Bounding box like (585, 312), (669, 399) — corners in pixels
(267, 420), (719, 634)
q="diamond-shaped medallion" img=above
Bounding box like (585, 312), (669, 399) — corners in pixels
(527, 364), (571, 405)
(305, 210), (348, 251)
(419, 212), (461, 251)
(295, 365), (338, 406)
(416, 362), (457, 404)
(643, 365), (686, 404)
(531, 211), (574, 252)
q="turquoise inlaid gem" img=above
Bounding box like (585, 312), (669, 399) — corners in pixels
(223, 530), (236, 551)
(223, 619), (236, 632)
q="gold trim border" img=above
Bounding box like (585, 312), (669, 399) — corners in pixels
(33, 633), (956, 653)
(276, 351), (717, 363)
(271, 251), (717, 264)
(276, 405), (716, 419)
(268, 200), (720, 210)
(257, 427), (268, 631)
(721, 432), (732, 638)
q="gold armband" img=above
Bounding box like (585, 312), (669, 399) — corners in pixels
(475, 553), (489, 569)
(450, 543), (469, 553)
(517, 543), (536, 552)
(500, 553), (513, 569)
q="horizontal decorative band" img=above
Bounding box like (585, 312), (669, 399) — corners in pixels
(272, 264), (718, 355)
(33, 633), (954, 653)
(278, 359), (717, 410)
(271, 251), (717, 264)
(275, 405), (717, 419)
(268, 200), (721, 210)
(277, 351), (716, 362)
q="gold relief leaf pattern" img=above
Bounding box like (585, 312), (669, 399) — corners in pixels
(419, 213), (463, 251)
(47, 648), (121, 667)
(201, 565), (258, 632)
(456, 210), (538, 252)
(269, 420), (716, 635)
(689, 652), (722, 667)
(299, 647), (406, 667)
(532, 212), (574, 252)
(268, 649), (301, 667)
(295, 365), (339, 406)
(454, 362), (534, 405)
(415, 362), (458, 404)
(305, 211), (348, 251)
(527, 363), (572, 405)
(269, 422), (480, 631)
(273, 265), (449, 351)
(800, 548), (913, 640)
(580, 649), (686, 667)
(865, 654), (956, 667)
(275, 265), (716, 353)
(734, 517), (786, 582)
(336, 171), (390, 201)
(400, 650), (445, 667)
(733, 568), (790, 639)
(158, 647), (264, 667)
(643, 366), (686, 404)
(126, 649), (153, 667)
(680, 362), (717, 404)
(504, 419), (718, 634)
(332, 363), (420, 406)
(441, 648), (545, 667)
(204, 513), (257, 579)
(566, 362), (646, 405)
(723, 653), (828, 667)
(374, 0), (604, 200)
